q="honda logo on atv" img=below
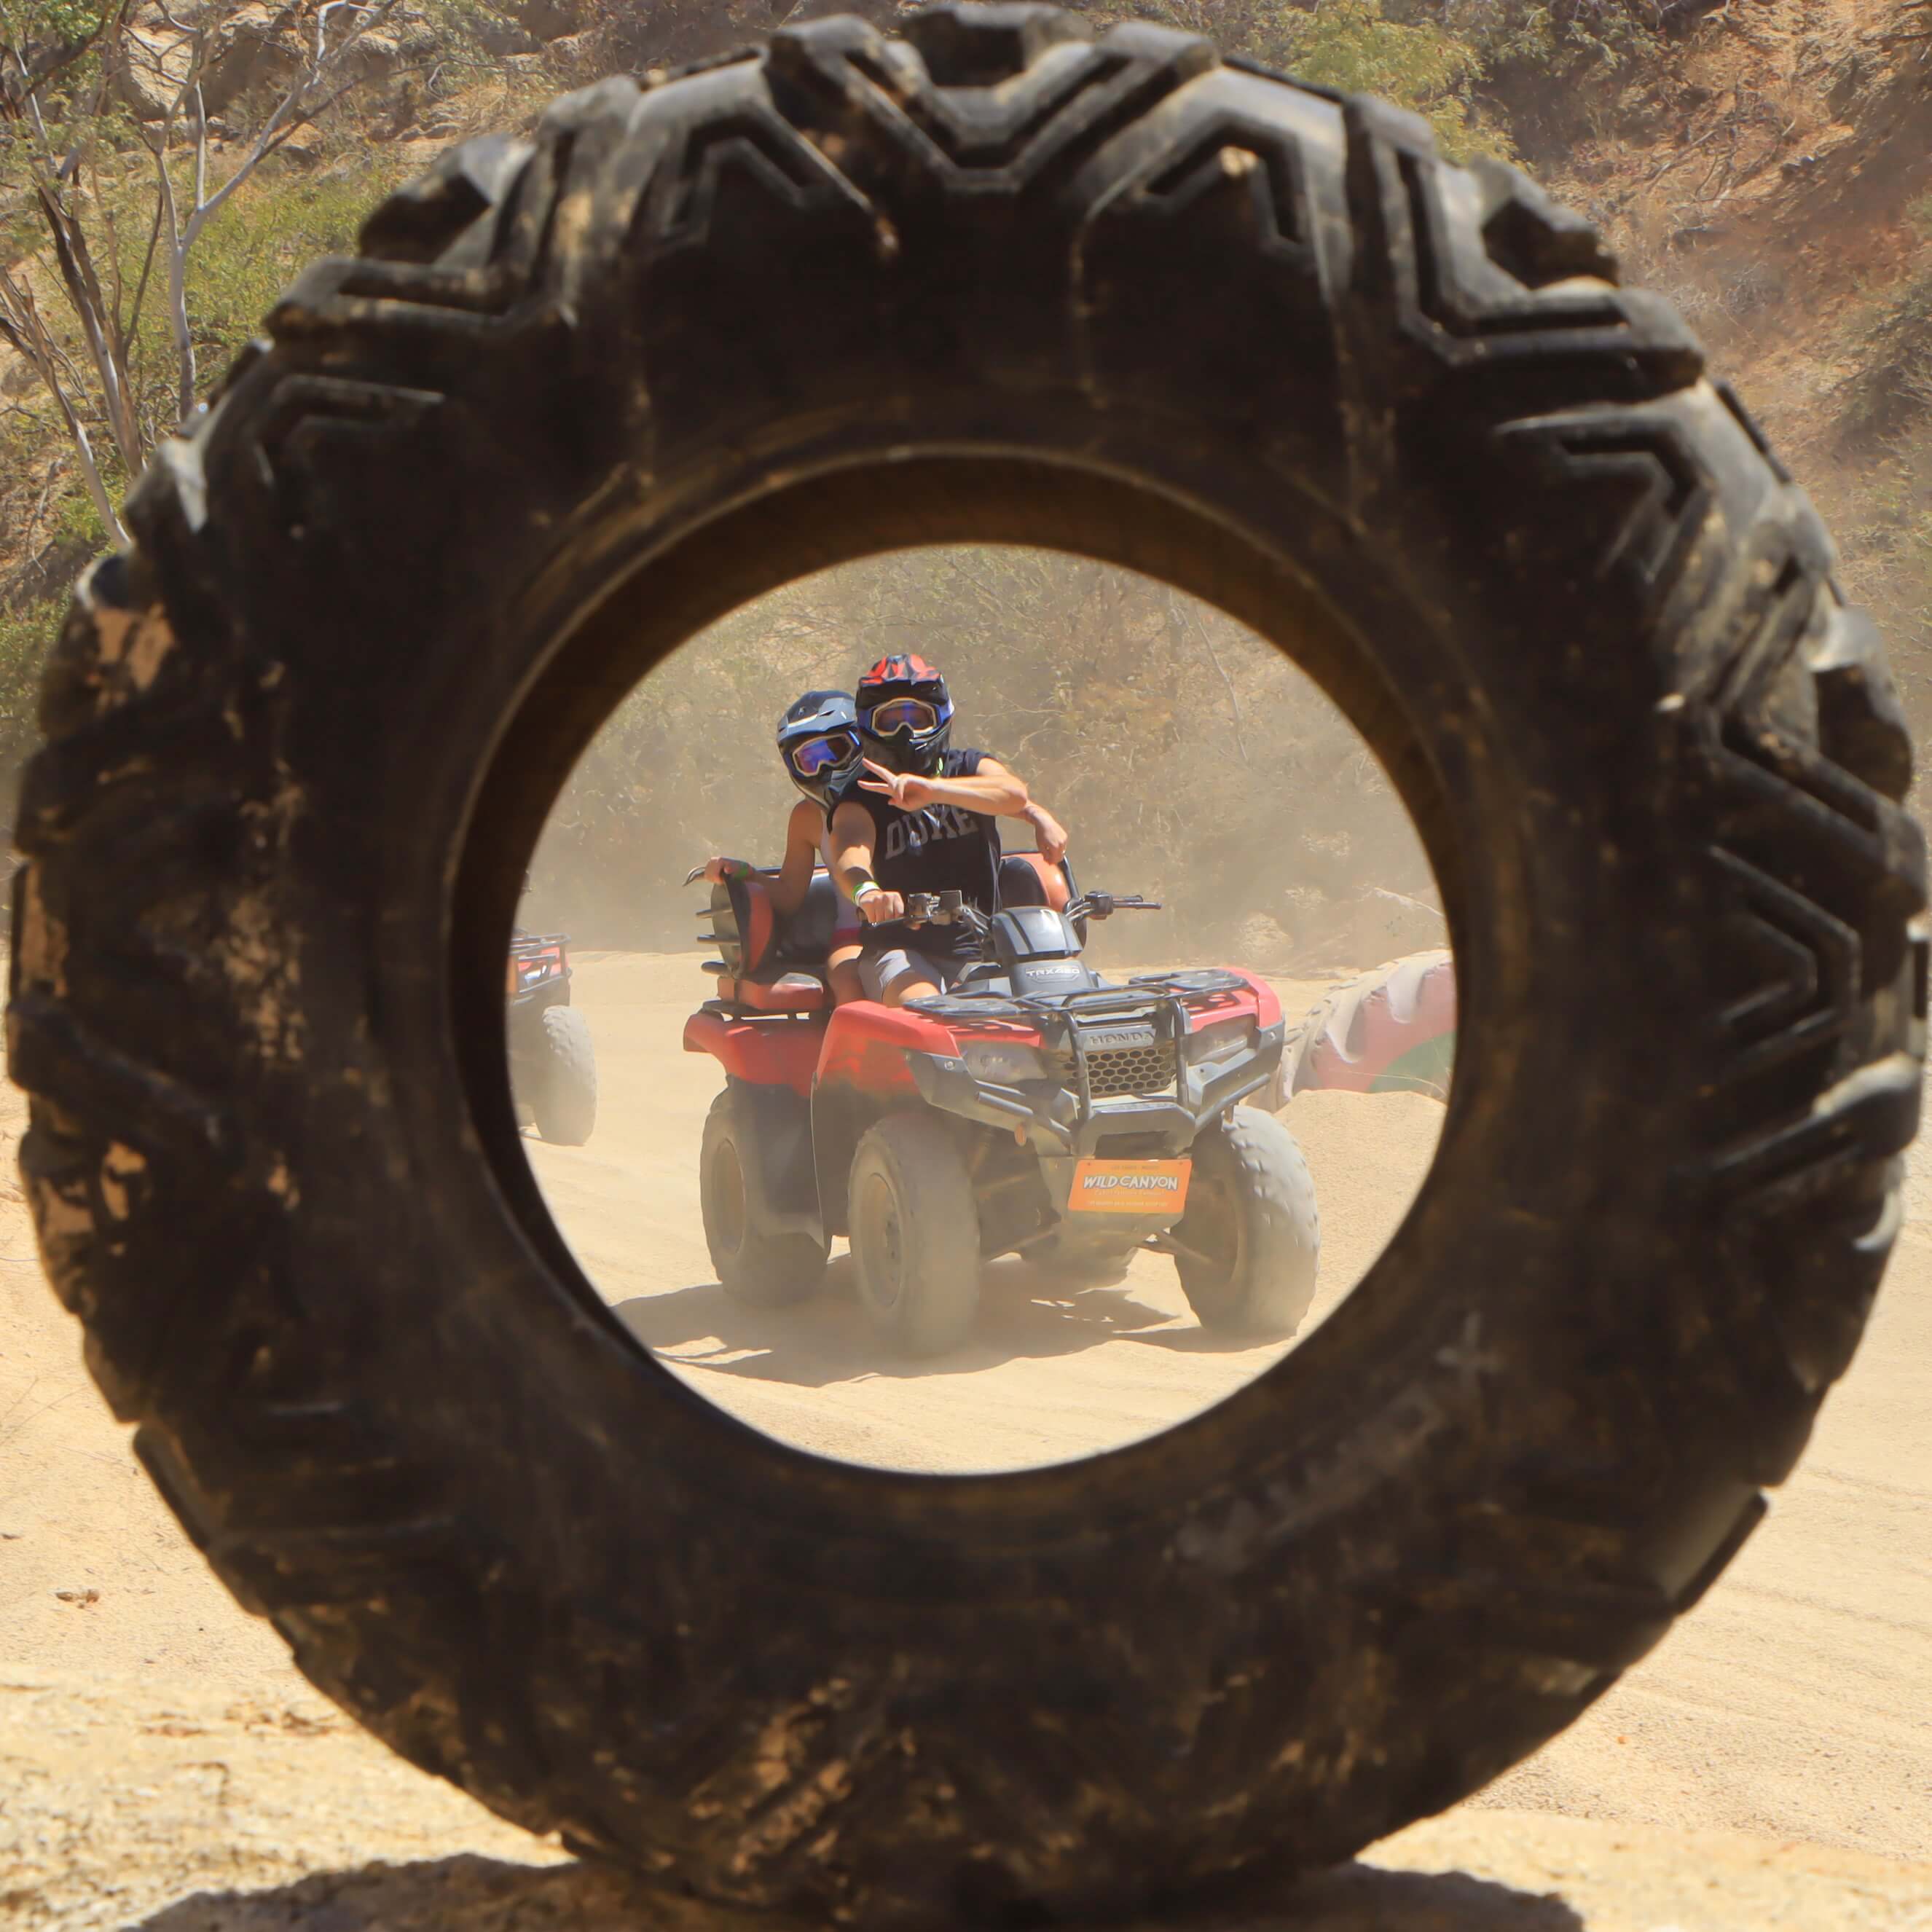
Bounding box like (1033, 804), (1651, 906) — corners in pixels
(1085, 1026), (1157, 1051)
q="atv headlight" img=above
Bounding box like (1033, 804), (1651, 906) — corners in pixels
(1187, 1017), (1253, 1065)
(961, 1040), (1053, 1085)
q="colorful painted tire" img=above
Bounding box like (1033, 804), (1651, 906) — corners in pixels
(1284, 950), (1458, 1102)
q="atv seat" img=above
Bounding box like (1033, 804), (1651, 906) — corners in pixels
(999, 852), (1073, 912)
(704, 964), (833, 1013)
(702, 869), (853, 1014)
(771, 871), (852, 965)
(705, 861), (1071, 1013)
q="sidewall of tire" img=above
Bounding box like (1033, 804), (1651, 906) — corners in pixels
(1175, 1107), (1322, 1335)
(700, 1085), (826, 1307)
(847, 1111), (982, 1357)
(530, 1005), (597, 1145)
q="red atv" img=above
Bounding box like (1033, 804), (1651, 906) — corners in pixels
(685, 855), (1320, 1355)
(507, 929), (598, 1146)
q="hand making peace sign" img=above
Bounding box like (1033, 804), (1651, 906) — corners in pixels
(856, 758), (941, 811)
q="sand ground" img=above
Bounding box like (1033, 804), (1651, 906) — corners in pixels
(2, 951), (1928, 1927)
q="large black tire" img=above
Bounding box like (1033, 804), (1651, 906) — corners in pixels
(1171, 1107), (1322, 1335)
(700, 1085), (828, 1308)
(847, 1110), (982, 1356)
(9, 5), (1922, 1920)
(527, 1004), (597, 1145)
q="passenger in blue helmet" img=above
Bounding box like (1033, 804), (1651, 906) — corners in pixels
(696, 689), (869, 1004)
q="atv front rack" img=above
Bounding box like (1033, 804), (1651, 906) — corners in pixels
(912, 966), (1252, 1026)
(910, 969), (1283, 1158)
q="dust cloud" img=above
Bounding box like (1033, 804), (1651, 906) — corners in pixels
(523, 547), (1445, 973)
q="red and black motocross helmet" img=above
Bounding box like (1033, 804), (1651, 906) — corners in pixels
(855, 652), (954, 774)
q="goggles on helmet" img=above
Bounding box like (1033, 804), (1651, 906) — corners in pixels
(863, 696), (941, 738)
(787, 729), (860, 779)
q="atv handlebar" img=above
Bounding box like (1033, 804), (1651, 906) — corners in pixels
(902, 890), (989, 931)
(898, 888), (1161, 932)
(684, 864), (1160, 923)
(1068, 892), (1161, 920)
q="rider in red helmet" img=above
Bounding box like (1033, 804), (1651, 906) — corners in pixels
(828, 654), (1061, 1008)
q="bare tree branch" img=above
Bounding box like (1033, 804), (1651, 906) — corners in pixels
(0, 266), (127, 546)
(1169, 589), (1250, 766)
(138, 0), (402, 423)
(0, 0), (407, 538)
(122, 161), (169, 358)
(32, 173), (146, 471)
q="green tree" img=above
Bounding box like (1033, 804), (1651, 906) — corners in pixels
(0, 0), (417, 543)
(1085, 0), (1512, 160)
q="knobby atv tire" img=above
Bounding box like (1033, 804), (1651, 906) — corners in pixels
(9, 4), (1923, 1923)
(529, 1005), (597, 1145)
(1173, 1107), (1323, 1336)
(847, 1110), (983, 1356)
(700, 1085), (828, 1307)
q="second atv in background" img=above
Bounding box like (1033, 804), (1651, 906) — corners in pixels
(508, 929), (599, 1147)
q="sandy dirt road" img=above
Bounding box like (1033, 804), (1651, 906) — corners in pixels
(530, 954), (1413, 1473)
(2, 949), (1928, 1925)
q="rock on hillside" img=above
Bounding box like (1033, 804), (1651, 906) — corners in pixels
(106, 0), (578, 122)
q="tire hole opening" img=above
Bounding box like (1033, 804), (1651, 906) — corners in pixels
(500, 543), (1455, 1474)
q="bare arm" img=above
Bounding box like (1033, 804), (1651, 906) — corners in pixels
(856, 755), (1031, 819)
(828, 798), (876, 899)
(770, 798), (822, 919)
(1023, 797), (1069, 864)
(828, 798), (904, 926)
(934, 755), (1030, 817)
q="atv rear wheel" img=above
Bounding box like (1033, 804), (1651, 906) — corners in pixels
(1172, 1108), (1322, 1337)
(526, 1005), (597, 1146)
(848, 1112), (981, 1357)
(700, 1088), (827, 1309)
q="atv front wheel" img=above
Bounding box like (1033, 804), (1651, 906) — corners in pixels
(701, 1087), (828, 1308)
(1173, 1108), (1322, 1337)
(526, 1005), (597, 1146)
(848, 1112), (981, 1356)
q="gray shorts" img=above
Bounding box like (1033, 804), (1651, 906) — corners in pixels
(858, 945), (972, 1002)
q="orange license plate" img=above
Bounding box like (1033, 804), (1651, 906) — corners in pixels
(1069, 1158), (1192, 1214)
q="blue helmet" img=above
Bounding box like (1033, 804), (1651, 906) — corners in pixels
(776, 688), (863, 808)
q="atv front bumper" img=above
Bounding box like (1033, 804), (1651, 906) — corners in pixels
(907, 1024), (1286, 1159)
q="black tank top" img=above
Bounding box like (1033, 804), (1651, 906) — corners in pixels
(849, 748), (1003, 962)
